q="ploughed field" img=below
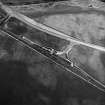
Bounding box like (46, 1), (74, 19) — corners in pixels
(42, 13), (105, 84)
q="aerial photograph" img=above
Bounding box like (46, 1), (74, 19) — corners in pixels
(0, 0), (105, 105)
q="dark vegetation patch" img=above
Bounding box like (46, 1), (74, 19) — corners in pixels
(0, 59), (61, 105)
(1, 0), (68, 5)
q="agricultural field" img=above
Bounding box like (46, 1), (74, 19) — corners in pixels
(0, 0), (105, 105)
